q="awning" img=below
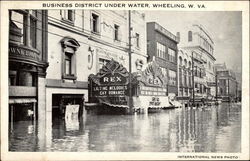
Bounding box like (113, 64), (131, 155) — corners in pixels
(169, 100), (182, 107)
(9, 98), (37, 104)
(102, 101), (129, 108)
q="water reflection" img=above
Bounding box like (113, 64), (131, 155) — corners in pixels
(9, 103), (241, 152)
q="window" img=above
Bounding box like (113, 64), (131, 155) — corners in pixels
(99, 58), (110, 70)
(168, 48), (176, 63)
(61, 10), (75, 23)
(10, 10), (37, 48)
(156, 42), (166, 59)
(114, 24), (120, 41)
(160, 67), (167, 77)
(188, 31), (192, 42)
(60, 37), (80, 80)
(168, 70), (177, 86)
(91, 13), (99, 33)
(30, 10), (37, 48)
(65, 53), (72, 75)
(135, 33), (140, 48)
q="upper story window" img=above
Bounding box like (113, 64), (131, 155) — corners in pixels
(168, 48), (176, 63)
(160, 67), (167, 77)
(135, 33), (140, 48)
(10, 10), (37, 48)
(61, 10), (75, 24)
(60, 37), (80, 80)
(114, 24), (121, 41)
(91, 13), (100, 33)
(169, 70), (177, 86)
(188, 31), (192, 42)
(156, 42), (166, 59)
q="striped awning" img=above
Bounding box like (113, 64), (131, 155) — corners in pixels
(9, 98), (37, 104)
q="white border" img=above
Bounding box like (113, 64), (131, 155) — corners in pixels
(1, 1), (249, 160)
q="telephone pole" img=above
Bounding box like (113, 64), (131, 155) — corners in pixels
(128, 10), (133, 114)
(192, 52), (195, 106)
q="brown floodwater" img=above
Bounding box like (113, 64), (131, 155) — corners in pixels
(9, 103), (241, 152)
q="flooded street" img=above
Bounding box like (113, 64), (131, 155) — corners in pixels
(9, 103), (241, 152)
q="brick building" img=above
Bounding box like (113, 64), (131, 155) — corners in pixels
(147, 22), (180, 96)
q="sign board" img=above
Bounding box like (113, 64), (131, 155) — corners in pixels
(207, 82), (216, 86)
(88, 59), (130, 105)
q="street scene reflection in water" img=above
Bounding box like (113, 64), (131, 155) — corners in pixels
(9, 103), (241, 152)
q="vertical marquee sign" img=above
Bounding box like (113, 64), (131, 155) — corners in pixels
(88, 59), (130, 106)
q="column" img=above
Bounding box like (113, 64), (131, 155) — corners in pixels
(37, 77), (46, 150)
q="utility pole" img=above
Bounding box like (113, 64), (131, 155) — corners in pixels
(192, 52), (195, 106)
(128, 10), (133, 114)
(215, 73), (218, 102)
(235, 81), (238, 102)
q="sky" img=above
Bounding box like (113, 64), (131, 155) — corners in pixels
(145, 11), (242, 73)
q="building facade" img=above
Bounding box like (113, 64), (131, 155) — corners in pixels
(147, 22), (180, 96)
(179, 24), (216, 99)
(8, 10), (48, 123)
(46, 10), (147, 119)
(215, 63), (239, 102)
(177, 49), (193, 98)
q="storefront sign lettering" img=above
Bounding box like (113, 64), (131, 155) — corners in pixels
(148, 78), (160, 85)
(93, 85), (127, 96)
(149, 97), (161, 106)
(9, 45), (39, 60)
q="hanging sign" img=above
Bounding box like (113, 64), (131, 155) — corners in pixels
(88, 59), (130, 105)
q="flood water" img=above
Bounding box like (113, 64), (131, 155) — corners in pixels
(9, 103), (241, 152)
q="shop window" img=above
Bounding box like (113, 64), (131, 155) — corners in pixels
(91, 13), (100, 33)
(188, 31), (192, 42)
(61, 10), (75, 24)
(10, 10), (37, 48)
(60, 37), (80, 80)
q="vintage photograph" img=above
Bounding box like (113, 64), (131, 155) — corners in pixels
(7, 9), (243, 153)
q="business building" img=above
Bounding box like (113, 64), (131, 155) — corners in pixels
(177, 49), (193, 100)
(8, 10), (48, 123)
(46, 10), (147, 119)
(178, 24), (216, 99)
(215, 63), (239, 102)
(147, 22), (180, 96)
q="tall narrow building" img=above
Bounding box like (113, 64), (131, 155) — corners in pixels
(8, 10), (48, 123)
(147, 22), (180, 97)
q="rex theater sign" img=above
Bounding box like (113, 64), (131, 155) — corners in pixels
(88, 59), (129, 105)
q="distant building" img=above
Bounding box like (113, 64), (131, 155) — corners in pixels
(46, 10), (147, 119)
(8, 10), (48, 122)
(178, 24), (216, 99)
(215, 63), (239, 102)
(147, 22), (180, 96)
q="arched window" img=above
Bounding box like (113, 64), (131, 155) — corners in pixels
(188, 31), (192, 42)
(60, 36), (80, 80)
